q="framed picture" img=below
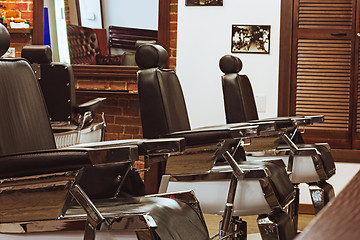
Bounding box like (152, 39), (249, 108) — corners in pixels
(186, 0), (223, 6)
(231, 25), (270, 54)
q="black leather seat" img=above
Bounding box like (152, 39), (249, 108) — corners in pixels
(0, 25), (209, 240)
(136, 44), (297, 240)
(21, 45), (106, 148)
(219, 54), (336, 224)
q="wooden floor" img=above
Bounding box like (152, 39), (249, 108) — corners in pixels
(204, 213), (315, 238)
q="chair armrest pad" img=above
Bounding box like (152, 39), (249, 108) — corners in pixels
(77, 97), (106, 114)
(0, 149), (91, 179)
(0, 146), (138, 179)
(163, 124), (258, 146)
(67, 138), (185, 155)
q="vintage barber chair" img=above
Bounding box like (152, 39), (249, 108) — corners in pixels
(135, 44), (297, 240)
(219, 55), (336, 227)
(0, 25), (209, 240)
(21, 45), (106, 148)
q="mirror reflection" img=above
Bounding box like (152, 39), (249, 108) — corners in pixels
(44, 0), (159, 65)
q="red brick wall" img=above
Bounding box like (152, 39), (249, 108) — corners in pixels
(0, 0), (33, 26)
(169, 0), (178, 70)
(76, 92), (143, 141)
(0, 0), (33, 57)
(9, 30), (31, 57)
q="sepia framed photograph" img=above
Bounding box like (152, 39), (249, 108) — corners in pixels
(186, 0), (223, 6)
(231, 25), (270, 54)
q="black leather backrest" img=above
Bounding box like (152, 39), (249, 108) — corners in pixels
(136, 44), (191, 138)
(0, 58), (56, 155)
(39, 63), (77, 121)
(22, 45), (77, 122)
(220, 55), (259, 123)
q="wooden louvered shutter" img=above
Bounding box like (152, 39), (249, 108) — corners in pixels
(292, 0), (356, 148)
(354, 32), (360, 148)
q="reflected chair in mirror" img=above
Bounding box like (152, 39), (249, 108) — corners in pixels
(108, 26), (157, 66)
(108, 25), (157, 54)
(219, 55), (336, 228)
(136, 44), (297, 240)
(67, 24), (123, 65)
(0, 25), (210, 240)
(21, 45), (106, 148)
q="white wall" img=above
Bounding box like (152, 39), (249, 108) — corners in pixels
(176, 0), (360, 205)
(78, 0), (103, 28)
(177, 0), (281, 129)
(101, 0), (159, 31)
(299, 163), (360, 204)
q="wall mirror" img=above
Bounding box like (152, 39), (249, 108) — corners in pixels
(34, 0), (170, 66)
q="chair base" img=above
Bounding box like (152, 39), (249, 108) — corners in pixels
(54, 122), (105, 148)
(257, 209), (296, 240)
(219, 216), (247, 240)
(0, 192), (209, 240)
(308, 180), (335, 214)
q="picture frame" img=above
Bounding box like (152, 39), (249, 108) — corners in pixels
(185, 0), (223, 6)
(231, 25), (271, 54)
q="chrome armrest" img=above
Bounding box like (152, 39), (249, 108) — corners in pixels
(66, 138), (185, 156)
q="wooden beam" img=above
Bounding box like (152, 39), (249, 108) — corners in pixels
(331, 149), (360, 163)
(278, 0), (294, 116)
(33, 0), (44, 45)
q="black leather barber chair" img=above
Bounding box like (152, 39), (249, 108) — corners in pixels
(0, 25), (209, 240)
(136, 44), (297, 240)
(21, 45), (106, 148)
(219, 54), (336, 229)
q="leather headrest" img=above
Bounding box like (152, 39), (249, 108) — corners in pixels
(135, 44), (168, 69)
(0, 24), (10, 57)
(219, 55), (243, 74)
(21, 45), (52, 64)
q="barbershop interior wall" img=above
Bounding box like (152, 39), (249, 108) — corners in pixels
(101, 0), (159, 30)
(177, 0), (280, 128)
(78, 0), (102, 28)
(176, 0), (360, 205)
(78, 0), (158, 30)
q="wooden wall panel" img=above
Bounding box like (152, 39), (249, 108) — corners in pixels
(298, 0), (353, 29)
(295, 39), (351, 131)
(291, 0), (356, 149)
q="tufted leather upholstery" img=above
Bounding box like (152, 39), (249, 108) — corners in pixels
(67, 24), (122, 65)
(67, 24), (99, 64)
(220, 55), (259, 123)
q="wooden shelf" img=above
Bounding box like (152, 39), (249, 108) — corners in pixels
(76, 88), (138, 96)
(8, 28), (32, 34)
(72, 64), (139, 81)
